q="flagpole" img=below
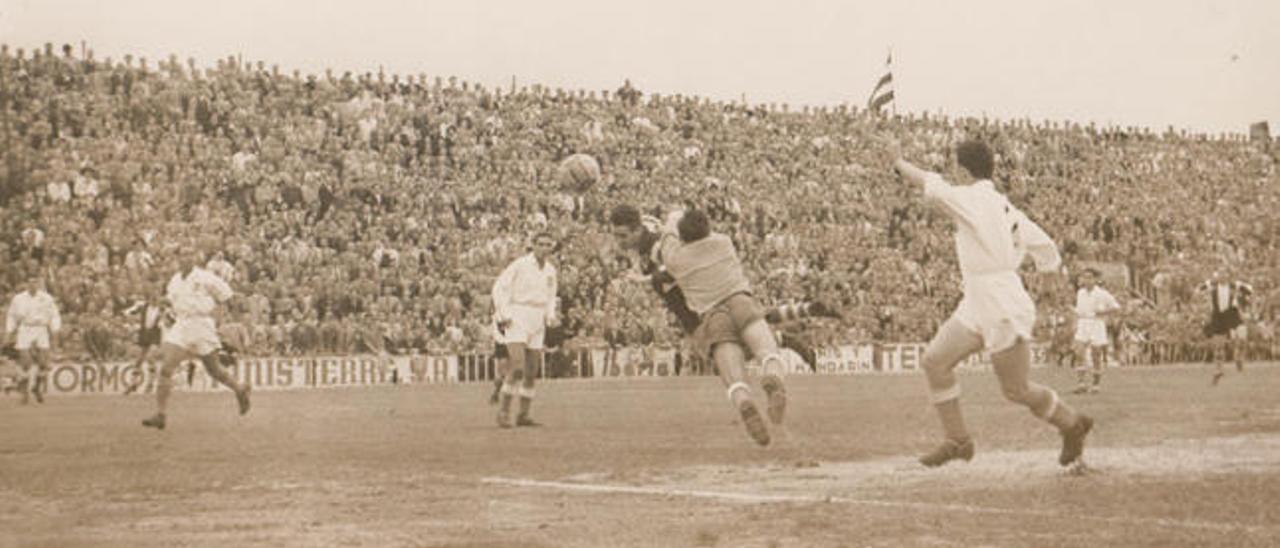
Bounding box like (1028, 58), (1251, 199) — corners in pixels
(889, 47), (896, 117)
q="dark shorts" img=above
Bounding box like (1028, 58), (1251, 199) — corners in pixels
(1203, 309), (1242, 338)
(693, 293), (766, 359)
(138, 327), (162, 348)
(493, 342), (509, 359)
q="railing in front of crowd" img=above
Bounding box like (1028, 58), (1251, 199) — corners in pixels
(15, 339), (1274, 397)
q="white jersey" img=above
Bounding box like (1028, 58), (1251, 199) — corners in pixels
(1075, 286), (1120, 320)
(6, 290), (62, 334)
(922, 174), (1060, 353)
(491, 253), (557, 324)
(167, 267), (233, 320)
(923, 175), (1061, 285)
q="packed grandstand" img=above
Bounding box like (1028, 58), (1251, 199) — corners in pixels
(2, 43), (1277, 368)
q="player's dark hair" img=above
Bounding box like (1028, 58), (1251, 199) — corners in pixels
(955, 140), (994, 180)
(609, 204), (641, 228)
(677, 209), (712, 243)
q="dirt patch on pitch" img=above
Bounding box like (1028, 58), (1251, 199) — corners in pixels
(561, 433), (1280, 501)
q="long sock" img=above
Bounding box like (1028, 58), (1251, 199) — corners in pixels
(156, 375), (173, 414)
(518, 396), (532, 418)
(1048, 403), (1080, 431)
(33, 374), (47, 401)
(1025, 384), (1079, 431)
(202, 358), (243, 393)
(933, 399), (969, 442)
(1092, 373), (1101, 386)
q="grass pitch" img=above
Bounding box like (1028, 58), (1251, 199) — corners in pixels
(2, 363), (1278, 547)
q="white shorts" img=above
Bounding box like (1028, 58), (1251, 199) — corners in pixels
(1074, 318), (1109, 347)
(951, 273), (1036, 354)
(162, 316), (222, 357)
(499, 305), (548, 350)
(15, 325), (51, 351)
(1229, 324), (1248, 341)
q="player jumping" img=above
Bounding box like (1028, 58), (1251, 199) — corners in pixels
(611, 207), (790, 445)
(608, 204), (840, 374)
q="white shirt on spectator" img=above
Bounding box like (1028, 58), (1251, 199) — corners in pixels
(125, 249), (155, 271)
(73, 174), (100, 200)
(21, 227), (45, 249)
(373, 246), (400, 266)
(167, 267), (233, 320)
(231, 150), (256, 171)
(47, 181), (72, 202)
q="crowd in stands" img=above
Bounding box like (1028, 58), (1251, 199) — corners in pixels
(2, 43), (1277, 364)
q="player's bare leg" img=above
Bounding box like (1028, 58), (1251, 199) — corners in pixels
(740, 319), (787, 425)
(1232, 336), (1246, 373)
(27, 348), (50, 403)
(1088, 345), (1107, 393)
(1072, 342), (1092, 394)
(143, 349), (184, 430)
(712, 342), (770, 446)
(497, 342), (526, 428)
(198, 353), (251, 415)
(14, 356), (31, 405)
(489, 355), (508, 405)
(515, 349), (542, 427)
(123, 346), (152, 396)
(15, 348), (49, 404)
(991, 339), (1092, 466)
(919, 318), (983, 467)
(1211, 339), (1226, 386)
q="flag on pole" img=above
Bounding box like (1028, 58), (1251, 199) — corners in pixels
(867, 52), (894, 114)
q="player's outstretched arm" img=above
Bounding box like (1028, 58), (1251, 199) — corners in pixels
(894, 158), (934, 186)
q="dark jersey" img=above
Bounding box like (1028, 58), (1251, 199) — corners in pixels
(636, 230), (701, 334)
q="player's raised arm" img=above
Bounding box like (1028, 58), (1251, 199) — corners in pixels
(894, 157), (934, 186)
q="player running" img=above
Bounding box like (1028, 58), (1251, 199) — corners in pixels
(1072, 268), (1121, 394)
(121, 286), (173, 396)
(892, 140), (1094, 468)
(1199, 271), (1253, 386)
(141, 247), (251, 430)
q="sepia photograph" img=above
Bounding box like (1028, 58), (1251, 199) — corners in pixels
(1, 1), (1278, 546)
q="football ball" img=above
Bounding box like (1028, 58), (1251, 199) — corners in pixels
(556, 153), (601, 193)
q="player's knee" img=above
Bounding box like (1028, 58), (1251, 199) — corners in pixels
(921, 349), (952, 377)
(999, 381), (1033, 405)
